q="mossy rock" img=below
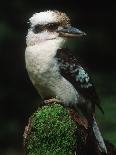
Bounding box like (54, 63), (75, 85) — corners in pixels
(24, 103), (116, 155)
(24, 103), (85, 155)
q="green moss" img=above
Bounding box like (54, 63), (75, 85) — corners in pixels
(25, 103), (79, 155)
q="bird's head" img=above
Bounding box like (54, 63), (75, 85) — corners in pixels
(26, 10), (86, 46)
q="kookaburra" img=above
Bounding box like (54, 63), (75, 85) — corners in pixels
(25, 10), (107, 153)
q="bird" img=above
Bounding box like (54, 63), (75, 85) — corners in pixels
(25, 10), (107, 153)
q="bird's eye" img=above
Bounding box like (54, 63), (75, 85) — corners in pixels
(33, 24), (43, 34)
(46, 23), (59, 31)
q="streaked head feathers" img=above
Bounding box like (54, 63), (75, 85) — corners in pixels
(29, 10), (70, 27)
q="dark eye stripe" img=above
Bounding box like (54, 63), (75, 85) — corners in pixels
(32, 24), (44, 34)
(46, 23), (60, 31)
(32, 22), (60, 34)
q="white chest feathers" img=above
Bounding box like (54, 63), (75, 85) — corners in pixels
(26, 38), (64, 73)
(25, 39), (79, 105)
(25, 39), (63, 92)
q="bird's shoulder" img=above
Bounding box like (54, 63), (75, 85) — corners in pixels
(55, 48), (92, 89)
(55, 48), (103, 113)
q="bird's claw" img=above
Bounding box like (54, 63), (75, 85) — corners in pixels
(44, 98), (63, 105)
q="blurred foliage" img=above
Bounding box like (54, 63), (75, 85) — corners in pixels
(93, 73), (116, 146)
(0, 0), (115, 154)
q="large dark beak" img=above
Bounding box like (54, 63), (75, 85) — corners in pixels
(56, 26), (86, 38)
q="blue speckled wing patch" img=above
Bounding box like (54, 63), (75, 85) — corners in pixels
(55, 48), (104, 113)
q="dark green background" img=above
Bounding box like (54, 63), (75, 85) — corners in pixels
(0, 0), (116, 154)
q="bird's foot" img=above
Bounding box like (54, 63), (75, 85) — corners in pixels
(44, 98), (63, 105)
(69, 109), (88, 129)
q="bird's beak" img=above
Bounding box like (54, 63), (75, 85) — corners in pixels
(56, 26), (86, 38)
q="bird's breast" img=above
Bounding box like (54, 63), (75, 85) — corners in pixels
(25, 45), (79, 106)
(25, 45), (61, 95)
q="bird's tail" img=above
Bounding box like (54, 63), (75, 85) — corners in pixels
(92, 116), (107, 153)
